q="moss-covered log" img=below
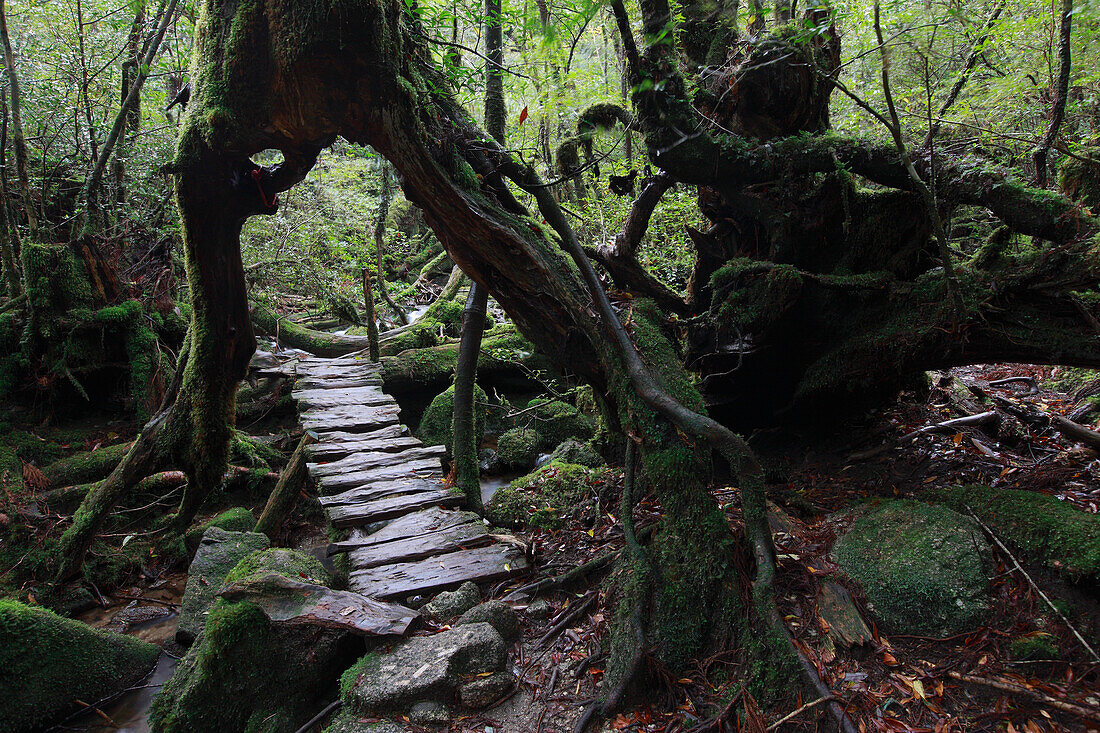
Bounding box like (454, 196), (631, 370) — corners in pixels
(252, 302), (372, 358)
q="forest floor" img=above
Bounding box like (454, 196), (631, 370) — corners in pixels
(20, 362), (1100, 733)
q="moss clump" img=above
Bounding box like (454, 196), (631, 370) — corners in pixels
(515, 399), (596, 449)
(224, 548), (331, 586)
(831, 500), (990, 635)
(486, 462), (611, 528)
(0, 599), (159, 732)
(495, 427), (541, 470)
(1010, 632), (1060, 661)
(932, 485), (1100, 582)
(549, 438), (604, 468)
(1058, 149), (1100, 212)
(230, 433), (284, 471)
(418, 384), (487, 453)
(42, 441), (133, 488)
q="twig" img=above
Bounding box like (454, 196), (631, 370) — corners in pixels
(848, 411), (999, 461)
(989, 376), (1039, 396)
(536, 592), (597, 648)
(766, 696), (836, 730)
(292, 699), (341, 733)
(947, 671), (1100, 722)
(965, 506), (1099, 664)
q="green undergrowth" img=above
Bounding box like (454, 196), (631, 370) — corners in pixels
(932, 485), (1100, 583)
(417, 383), (488, 454)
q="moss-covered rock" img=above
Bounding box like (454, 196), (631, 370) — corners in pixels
(0, 600), (159, 733)
(831, 501), (990, 635)
(418, 384), (488, 454)
(175, 527), (271, 646)
(932, 484), (1100, 582)
(548, 438), (604, 468)
(150, 549), (353, 733)
(514, 399), (596, 449)
(486, 462), (612, 529)
(185, 507), (258, 552)
(495, 427), (541, 470)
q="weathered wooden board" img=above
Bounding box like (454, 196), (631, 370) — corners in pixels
(330, 508), (484, 553)
(318, 478), (446, 507)
(293, 387), (391, 409)
(301, 406), (401, 432)
(296, 375), (383, 391)
(309, 435), (425, 460)
(349, 544), (529, 599)
(349, 523), (492, 569)
(309, 425), (409, 445)
(308, 445), (446, 477)
(314, 458), (443, 493)
(326, 490), (463, 527)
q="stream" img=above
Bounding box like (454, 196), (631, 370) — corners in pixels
(61, 648), (178, 733)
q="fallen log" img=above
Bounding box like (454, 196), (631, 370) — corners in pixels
(252, 303), (373, 358)
(1050, 414), (1100, 452)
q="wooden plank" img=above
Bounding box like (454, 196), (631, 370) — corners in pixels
(310, 425), (409, 444)
(309, 435), (426, 460)
(308, 445), (446, 477)
(331, 508), (484, 552)
(318, 478), (445, 507)
(301, 405), (401, 432)
(349, 524), (492, 569)
(296, 375), (383, 390)
(326, 490), (463, 527)
(349, 544), (529, 599)
(294, 388), (392, 410)
(314, 458), (443, 493)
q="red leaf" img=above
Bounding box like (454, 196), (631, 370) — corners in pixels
(518, 105), (529, 125)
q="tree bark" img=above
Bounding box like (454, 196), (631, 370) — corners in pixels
(0, 0), (36, 233)
(1032, 0), (1073, 188)
(361, 267), (381, 361)
(451, 283), (487, 513)
(254, 432), (316, 540)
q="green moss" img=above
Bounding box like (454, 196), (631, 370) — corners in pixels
(230, 433), (283, 471)
(43, 441), (134, 488)
(1010, 632), (1060, 661)
(932, 485), (1100, 582)
(831, 500), (990, 635)
(495, 427), (541, 469)
(515, 399), (596, 449)
(224, 548), (331, 586)
(0, 599), (159, 732)
(485, 462), (611, 528)
(417, 384), (487, 453)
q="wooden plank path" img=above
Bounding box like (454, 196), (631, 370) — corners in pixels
(288, 355), (528, 600)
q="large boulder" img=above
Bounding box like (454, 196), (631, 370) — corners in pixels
(418, 384), (488, 455)
(421, 580), (480, 621)
(456, 600), (520, 642)
(341, 622), (510, 715)
(516, 400), (595, 448)
(150, 548), (355, 733)
(0, 600), (159, 732)
(831, 500), (991, 635)
(175, 526), (270, 646)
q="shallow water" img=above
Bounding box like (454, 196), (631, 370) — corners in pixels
(480, 473), (519, 504)
(63, 651), (178, 733)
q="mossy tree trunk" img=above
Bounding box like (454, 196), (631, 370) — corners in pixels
(451, 283), (488, 513)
